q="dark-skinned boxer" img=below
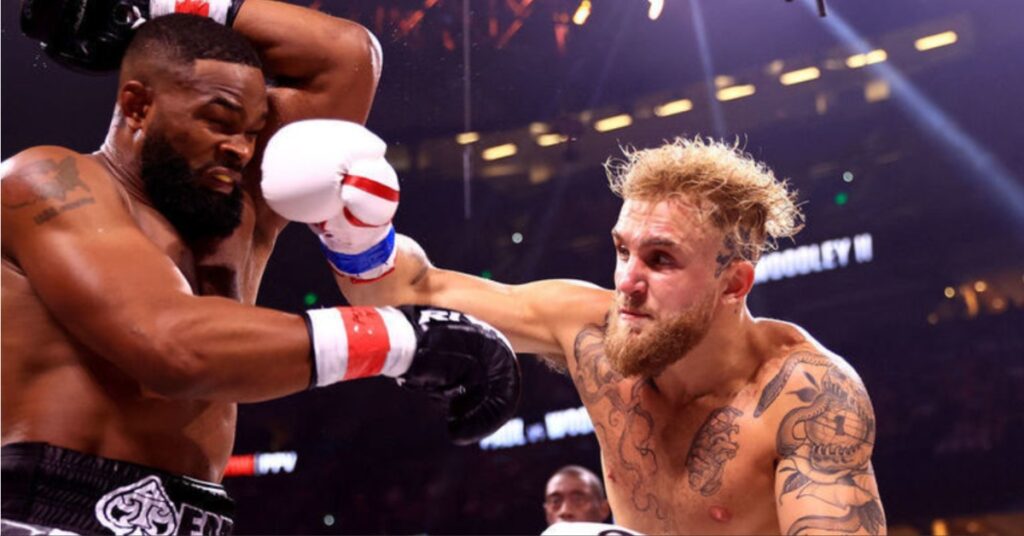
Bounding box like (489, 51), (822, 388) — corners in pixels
(1, 2), (519, 534)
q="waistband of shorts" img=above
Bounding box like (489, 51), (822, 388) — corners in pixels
(1, 442), (235, 535)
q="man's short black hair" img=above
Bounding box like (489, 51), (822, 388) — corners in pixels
(124, 14), (261, 70)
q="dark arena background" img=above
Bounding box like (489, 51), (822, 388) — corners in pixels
(3, 0), (1023, 534)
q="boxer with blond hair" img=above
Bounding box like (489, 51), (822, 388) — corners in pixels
(296, 134), (886, 535)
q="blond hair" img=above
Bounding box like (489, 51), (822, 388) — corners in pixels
(606, 136), (803, 265)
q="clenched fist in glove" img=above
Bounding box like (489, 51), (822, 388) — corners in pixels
(262, 119), (400, 281)
(303, 304), (521, 445)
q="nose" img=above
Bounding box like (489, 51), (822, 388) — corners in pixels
(220, 133), (255, 167)
(615, 256), (647, 299)
(555, 505), (576, 522)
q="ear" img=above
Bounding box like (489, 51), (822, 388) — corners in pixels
(118, 81), (153, 130)
(598, 499), (611, 522)
(721, 260), (755, 304)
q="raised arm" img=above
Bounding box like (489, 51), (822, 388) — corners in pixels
(229, 0), (381, 233)
(233, 0), (380, 126)
(761, 354), (886, 535)
(338, 234), (613, 363)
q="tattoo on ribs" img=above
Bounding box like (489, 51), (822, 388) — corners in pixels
(572, 323), (666, 520)
(685, 406), (743, 496)
(760, 354), (885, 535)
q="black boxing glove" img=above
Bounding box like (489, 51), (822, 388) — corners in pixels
(396, 305), (522, 445)
(302, 305), (521, 445)
(21, 0), (244, 72)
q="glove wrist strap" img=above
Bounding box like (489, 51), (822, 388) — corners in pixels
(149, 0), (239, 25)
(320, 225), (397, 280)
(302, 306), (417, 388)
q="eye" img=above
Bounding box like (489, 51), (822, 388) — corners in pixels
(651, 251), (675, 267)
(615, 244), (629, 260)
(206, 118), (233, 133)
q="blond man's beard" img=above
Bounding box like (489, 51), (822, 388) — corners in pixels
(603, 291), (717, 378)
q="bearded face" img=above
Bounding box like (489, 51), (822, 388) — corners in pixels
(140, 127), (244, 243)
(603, 279), (717, 378)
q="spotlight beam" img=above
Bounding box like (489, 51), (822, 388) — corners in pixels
(805, 0), (1024, 230)
(688, 0), (726, 137)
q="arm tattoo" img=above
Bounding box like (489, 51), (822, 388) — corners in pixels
(2, 157), (95, 224)
(754, 351), (832, 417)
(572, 324), (666, 520)
(771, 361), (885, 535)
(685, 406), (743, 496)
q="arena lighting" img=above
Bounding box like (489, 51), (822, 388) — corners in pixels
(593, 113), (633, 132)
(845, 49), (887, 68)
(974, 280), (988, 292)
(653, 98), (693, 117)
(455, 131), (480, 144)
(716, 84), (756, 101)
(529, 122), (550, 135)
(536, 133), (569, 147)
(864, 79), (890, 102)
(572, 0), (591, 26)
(915, 30), (958, 51)
(779, 66), (821, 85)
(647, 0), (664, 21)
(944, 286), (956, 299)
(482, 143), (517, 160)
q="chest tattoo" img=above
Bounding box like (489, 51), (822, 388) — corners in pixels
(571, 324), (666, 520)
(685, 405), (744, 496)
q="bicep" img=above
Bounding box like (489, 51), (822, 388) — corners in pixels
(3, 153), (195, 366)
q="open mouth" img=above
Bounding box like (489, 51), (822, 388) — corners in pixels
(202, 168), (240, 193)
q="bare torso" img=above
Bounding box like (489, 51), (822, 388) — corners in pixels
(1, 153), (277, 482)
(564, 321), (835, 535)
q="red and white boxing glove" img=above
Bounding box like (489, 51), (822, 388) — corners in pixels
(261, 119), (400, 281)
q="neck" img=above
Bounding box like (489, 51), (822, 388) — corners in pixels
(650, 305), (762, 405)
(96, 109), (148, 205)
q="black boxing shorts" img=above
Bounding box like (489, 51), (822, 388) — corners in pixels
(1, 442), (235, 535)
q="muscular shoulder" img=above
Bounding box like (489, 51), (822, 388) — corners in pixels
(2, 146), (115, 201)
(2, 147), (130, 254)
(752, 339), (876, 459)
(754, 342), (865, 411)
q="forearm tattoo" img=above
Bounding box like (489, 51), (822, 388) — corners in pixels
(572, 323), (666, 520)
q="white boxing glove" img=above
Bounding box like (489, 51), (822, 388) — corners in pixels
(261, 119), (400, 280)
